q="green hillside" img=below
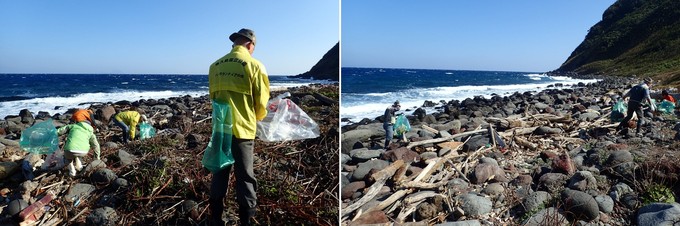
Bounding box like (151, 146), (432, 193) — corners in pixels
(556, 0), (680, 85)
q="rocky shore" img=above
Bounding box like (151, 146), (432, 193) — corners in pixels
(0, 83), (339, 225)
(341, 76), (680, 225)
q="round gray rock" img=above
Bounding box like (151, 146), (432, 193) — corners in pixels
(112, 178), (129, 190)
(91, 168), (118, 185)
(86, 207), (119, 226)
(568, 171), (597, 191)
(351, 159), (389, 181)
(538, 173), (569, 194)
(595, 194), (614, 213)
(637, 202), (680, 226)
(561, 189), (599, 221)
(455, 193), (492, 216)
(522, 207), (568, 226)
(481, 183), (505, 196)
(84, 159), (108, 175)
(523, 191), (551, 213)
(609, 182), (634, 202)
(350, 148), (382, 162)
(604, 150), (633, 167)
(7, 199), (28, 216)
(101, 142), (119, 149)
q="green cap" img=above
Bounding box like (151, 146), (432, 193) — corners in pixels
(229, 28), (256, 45)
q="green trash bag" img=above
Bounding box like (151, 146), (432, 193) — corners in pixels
(139, 122), (156, 140)
(202, 101), (235, 173)
(394, 114), (411, 136)
(611, 100), (627, 122)
(657, 100), (675, 114)
(19, 119), (59, 154)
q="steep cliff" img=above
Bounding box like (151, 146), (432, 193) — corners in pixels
(295, 42), (339, 81)
(556, 0), (680, 84)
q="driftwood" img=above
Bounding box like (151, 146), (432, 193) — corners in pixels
(313, 92), (338, 105)
(406, 129), (486, 149)
(342, 160), (405, 219)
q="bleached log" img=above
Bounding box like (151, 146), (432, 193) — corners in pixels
(365, 189), (412, 214)
(342, 160), (405, 219)
(514, 136), (537, 150)
(406, 129), (486, 149)
(421, 124), (439, 134)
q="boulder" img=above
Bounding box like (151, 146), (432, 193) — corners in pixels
(538, 173), (569, 194)
(341, 181), (366, 200)
(86, 207), (119, 226)
(637, 202), (680, 226)
(351, 159), (390, 181)
(0, 161), (19, 179)
(97, 105), (116, 122)
(91, 168), (118, 185)
(455, 193), (492, 216)
(561, 189), (599, 221)
(117, 149), (136, 166)
(595, 195), (614, 213)
(523, 191), (551, 213)
(349, 210), (390, 225)
(342, 128), (384, 154)
(349, 148), (381, 162)
(567, 171), (597, 191)
(522, 207), (568, 226)
(84, 159), (107, 175)
(64, 183), (96, 201)
(382, 147), (420, 163)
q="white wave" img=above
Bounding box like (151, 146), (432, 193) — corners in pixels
(365, 93), (390, 97)
(445, 72), (453, 75)
(341, 77), (600, 125)
(0, 90), (205, 118)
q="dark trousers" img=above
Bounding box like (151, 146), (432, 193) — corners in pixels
(112, 115), (130, 143)
(209, 137), (256, 225)
(617, 101), (644, 133)
(384, 124), (393, 148)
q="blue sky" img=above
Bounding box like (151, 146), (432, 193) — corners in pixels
(0, 1), (339, 75)
(342, 1), (617, 72)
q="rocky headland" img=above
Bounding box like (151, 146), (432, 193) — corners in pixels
(0, 83), (339, 225)
(340, 76), (680, 225)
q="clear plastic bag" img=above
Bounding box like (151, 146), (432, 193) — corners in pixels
(256, 92), (320, 142)
(394, 114), (411, 136)
(202, 101), (235, 173)
(19, 119), (59, 154)
(139, 122), (156, 140)
(41, 148), (65, 171)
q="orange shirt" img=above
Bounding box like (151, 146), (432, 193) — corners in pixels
(664, 94), (676, 103)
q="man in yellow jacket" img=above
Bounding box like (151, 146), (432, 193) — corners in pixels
(112, 109), (147, 143)
(207, 28), (270, 226)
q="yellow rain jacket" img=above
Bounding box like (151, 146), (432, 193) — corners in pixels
(209, 45), (270, 139)
(115, 111), (141, 139)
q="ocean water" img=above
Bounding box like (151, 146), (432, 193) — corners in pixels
(0, 74), (328, 118)
(341, 68), (599, 125)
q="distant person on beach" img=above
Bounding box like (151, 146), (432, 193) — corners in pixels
(57, 115), (100, 177)
(207, 28), (270, 226)
(383, 100), (401, 148)
(617, 77), (655, 135)
(112, 109), (147, 143)
(662, 90), (676, 103)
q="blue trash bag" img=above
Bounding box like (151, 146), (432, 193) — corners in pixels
(611, 100), (627, 122)
(202, 101), (235, 173)
(139, 122), (156, 140)
(19, 119), (59, 154)
(394, 114), (411, 136)
(657, 100), (675, 114)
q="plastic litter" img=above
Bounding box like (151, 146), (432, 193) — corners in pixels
(393, 114), (410, 137)
(139, 122), (156, 140)
(657, 100), (675, 114)
(40, 148), (64, 171)
(611, 100), (627, 122)
(19, 119), (59, 154)
(256, 92), (320, 142)
(202, 101), (235, 173)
